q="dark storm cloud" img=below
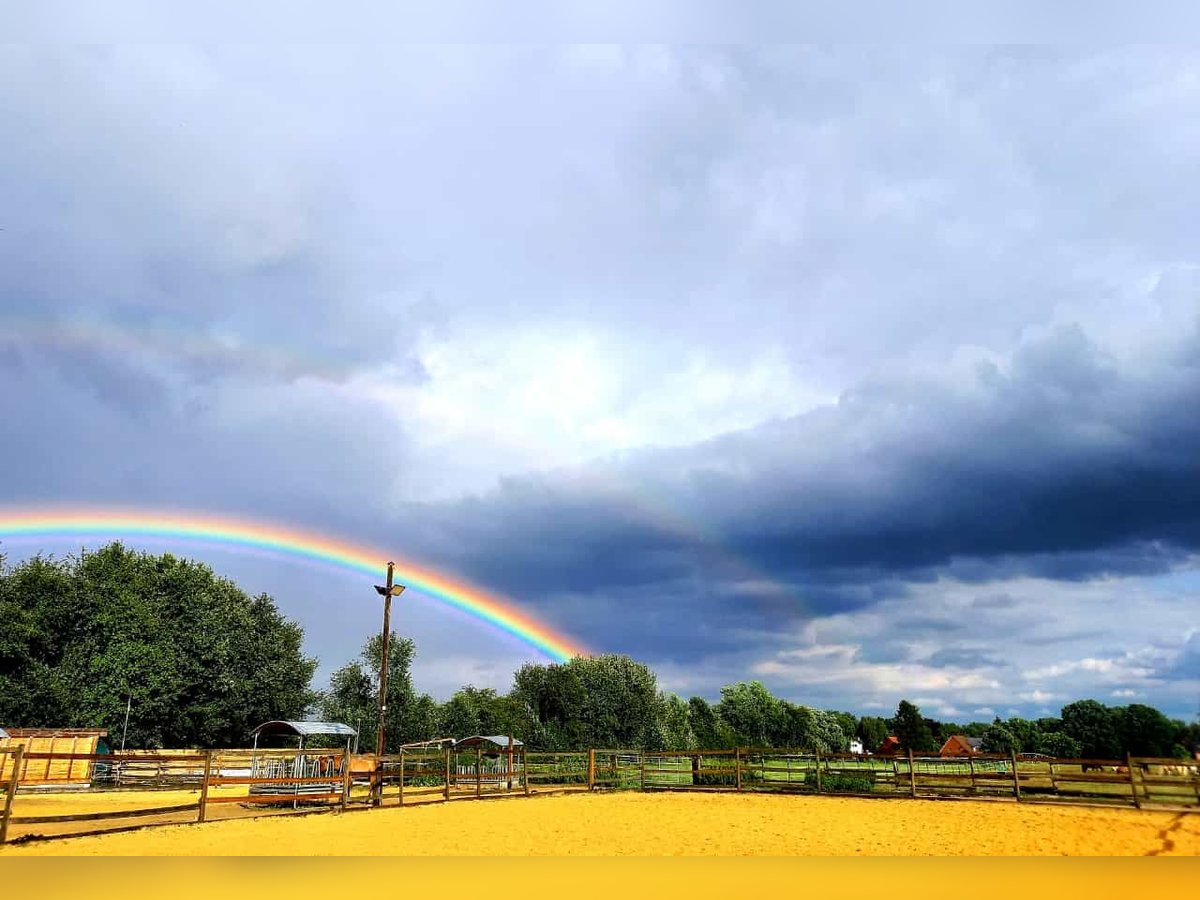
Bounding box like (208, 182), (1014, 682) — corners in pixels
(418, 322), (1200, 600)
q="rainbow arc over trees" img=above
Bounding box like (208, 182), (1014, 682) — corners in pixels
(0, 506), (585, 662)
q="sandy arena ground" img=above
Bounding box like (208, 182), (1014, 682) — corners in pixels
(2, 791), (1197, 856)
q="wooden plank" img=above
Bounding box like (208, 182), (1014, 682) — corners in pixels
(735, 748), (742, 792)
(209, 775), (349, 786)
(11, 803), (199, 825)
(1, 746), (23, 844)
(203, 793), (342, 805)
(908, 749), (917, 798)
(19, 753), (206, 763)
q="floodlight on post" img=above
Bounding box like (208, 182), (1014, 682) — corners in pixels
(372, 561), (406, 805)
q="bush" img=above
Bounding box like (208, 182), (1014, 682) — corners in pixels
(806, 771), (874, 793)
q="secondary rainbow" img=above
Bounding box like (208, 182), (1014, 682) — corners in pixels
(0, 506), (586, 662)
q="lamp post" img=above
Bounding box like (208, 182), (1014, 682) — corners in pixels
(372, 562), (406, 805)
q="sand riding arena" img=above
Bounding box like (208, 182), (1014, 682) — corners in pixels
(1, 743), (1197, 855)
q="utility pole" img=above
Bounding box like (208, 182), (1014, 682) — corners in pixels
(120, 695), (132, 751)
(372, 562), (406, 805)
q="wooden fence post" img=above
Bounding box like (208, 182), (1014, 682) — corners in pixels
(735, 747), (743, 792)
(639, 751), (646, 792)
(443, 747), (451, 801)
(507, 737), (514, 792)
(1127, 754), (1141, 809)
(475, 746), (482, 799)
(1, 746), (23, 845)
(907, 748), (917, 798)
(522, 749), (530, 796)
(1010, 749), (1021, 801)
(967, 754), (976, 795)
(197, 749), (213, 823)
(587, 748), (596, 791)
(341, 747), (352, 811)
(398, 752), (405, 806)
(815, 750), (822, 794)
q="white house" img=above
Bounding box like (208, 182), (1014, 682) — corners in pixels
(849, 738), (864, 755)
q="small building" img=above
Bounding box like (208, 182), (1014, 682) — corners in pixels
(875, 736), (903, 756)
(939, 735), (984, 757)
(849, 738), (864, 755)
(0, 728), (110, 786)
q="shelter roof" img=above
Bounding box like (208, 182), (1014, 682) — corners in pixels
(454, 735), (524, 749)
(249, 720), (357, 738)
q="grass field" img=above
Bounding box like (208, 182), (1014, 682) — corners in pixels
(2, 790), (1196, 856)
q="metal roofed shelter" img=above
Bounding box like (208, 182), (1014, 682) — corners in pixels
(249, 720), (357, 751)
(247, 721), (357, 798)
(454, 735), (525, 751)
(452, 736), (525, 792)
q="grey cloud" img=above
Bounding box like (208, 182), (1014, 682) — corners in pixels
(5, 46), (1200, 718)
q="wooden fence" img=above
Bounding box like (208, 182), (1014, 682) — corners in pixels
(1, 745), (1196, 846)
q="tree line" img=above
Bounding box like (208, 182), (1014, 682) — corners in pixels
(2, 545), (1198, 759)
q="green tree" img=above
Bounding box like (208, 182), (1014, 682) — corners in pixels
(1117, 704), (1177, 757)
(511, 654), (660, 749)
(891, 700), (936, 753)
(1036, 731), (1082, 758)
(0, 544), (316, 747)
(981, 723), (1017, 754)
(716, 682), (783, 747)
(857, 715), (889, 752)
(1004, 717), (1040, 755)
(437, 686), (530, 740)
(316, 631), (438, 752)
(830, 711), (858, 745)
(687, 696), (737, 749)
(651, 692), (696, 751)
(1061, 700), (1121, 759)
(510, 660), (588, 749)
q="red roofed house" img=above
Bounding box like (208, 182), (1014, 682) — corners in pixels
(875, 736), (903, 756)
(939, 735), (984, 757)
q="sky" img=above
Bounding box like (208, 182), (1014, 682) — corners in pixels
(1, 45), (1198, 721)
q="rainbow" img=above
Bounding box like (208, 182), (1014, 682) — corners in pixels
(0, 506), (586, 662)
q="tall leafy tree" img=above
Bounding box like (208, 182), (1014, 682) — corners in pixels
(857, 715), (889, 752)
(650, 692), (696, 751)
(1061, 700), (1121, 759)
(981, 723), (1017, 754)
(0, 544), (316, 747)
(1117, 704), (1177, 757)
(687, 696), (736, 749)
(437, 685), (530, 739)
(1036, 731), (1082, 758)
(891, 700), (937, 753)
(716, 682), (783, 747)
(316, 631), (439, 752)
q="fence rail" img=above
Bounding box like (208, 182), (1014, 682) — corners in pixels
(1, 744), (1196, 846)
